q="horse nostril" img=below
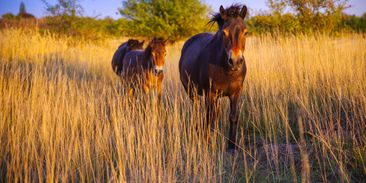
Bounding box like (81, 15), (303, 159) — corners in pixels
(228, 58), (234, 66)
(239, 58), (243, 64)
(239, 56), (245, 64)
(154, 69), (163, 75)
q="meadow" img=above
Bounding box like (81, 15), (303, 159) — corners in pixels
(0, 29), (365, 182)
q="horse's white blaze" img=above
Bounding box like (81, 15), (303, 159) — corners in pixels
(229, 50), (243, 60)
(154, 65), (164, 71)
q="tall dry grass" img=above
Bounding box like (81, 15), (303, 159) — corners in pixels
(0, 29), (365, 182)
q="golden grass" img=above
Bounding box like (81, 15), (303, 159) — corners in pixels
(0, 29), (365, 182)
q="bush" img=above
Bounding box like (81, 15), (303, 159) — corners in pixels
(41, 15), (116, 40)
(338, 13), (366, 33)
(118, 0), (210, 41)
(2, 13), (16, 20)
(248, 13), (301, 35)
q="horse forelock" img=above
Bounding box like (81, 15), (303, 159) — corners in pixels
(150, 37), (166, 48)
(147, 37), (166, 54)
(209, 4), (244, 30)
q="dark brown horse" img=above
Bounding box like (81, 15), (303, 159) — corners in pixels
(122, 37), (167, 97)
(111, 39), (144, 76)
(179, 4), (248, 150)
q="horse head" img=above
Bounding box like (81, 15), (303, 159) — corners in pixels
(212, 4), (248, 71)
(145, 37), (168, 76)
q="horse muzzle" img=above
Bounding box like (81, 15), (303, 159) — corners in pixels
(153, 66), (164, 76)
(227, 56), (245, 71)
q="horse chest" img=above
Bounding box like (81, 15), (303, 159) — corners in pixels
(208, 64), (244, 95)
(144, 72), (163, 88)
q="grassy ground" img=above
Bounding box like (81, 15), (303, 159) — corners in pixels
(0, 29), (365, 182)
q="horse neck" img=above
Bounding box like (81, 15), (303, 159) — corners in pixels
(207, 31), (228, 67)
(143, 47), (153, 70)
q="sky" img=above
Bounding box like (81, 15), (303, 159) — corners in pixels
(0, 0), (365, 19)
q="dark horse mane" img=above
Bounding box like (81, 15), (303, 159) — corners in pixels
(208, 4), (244, 30)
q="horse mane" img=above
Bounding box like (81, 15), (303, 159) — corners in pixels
(208, 4), (243, 30)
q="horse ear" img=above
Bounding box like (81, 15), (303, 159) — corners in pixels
(240, 5), (247, 19)
(219, 5), (227, 20)
(139, 40), (145, 47)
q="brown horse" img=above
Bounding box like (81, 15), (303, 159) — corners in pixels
(122, 37), (167, 98)
(111, 39), (144, 76)
(179, 4), (248, 150)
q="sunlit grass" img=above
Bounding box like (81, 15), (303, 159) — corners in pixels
(0, 29), (365, 182)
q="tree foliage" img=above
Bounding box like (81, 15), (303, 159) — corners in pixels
(267, 0), (288, 15)
(41, 0), (97, 39)
(265, 0), (350, 33)
(2, 13), (16, 20)
(338, 13), (366, 32)
(42, 0), (83, 17)
(248, 13), (301, 35)
(19, 2), (27, 15)
(119, 0), (210, 41)
(291, 0), (349, 32)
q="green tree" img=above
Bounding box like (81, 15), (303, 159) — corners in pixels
(338, 13), (366, 32)
(267, 0), (287, 15)
(2, 13), (16, 20)
(42, 0), (83, 17)
(119, 0), (210, 41)
(266, 0), (350, 33)
(41, 0), (85, 37)
(290, 0), (349, 32)
(19, 2), (26, 14)
(17, 2), (36, 19)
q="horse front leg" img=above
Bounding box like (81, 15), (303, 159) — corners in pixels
(205, 92), (218, 132)
(228, 91), (241, 150)
(156, 82), (162, 102)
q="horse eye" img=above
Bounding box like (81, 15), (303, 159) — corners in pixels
(244, 31), (248, 36)
(223, 29), (230, 38)
(227, 39), (232, 46)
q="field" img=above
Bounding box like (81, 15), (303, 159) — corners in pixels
(0, 29), (365, 182)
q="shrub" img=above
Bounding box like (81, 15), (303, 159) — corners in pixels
(118, 0), (210, 41)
